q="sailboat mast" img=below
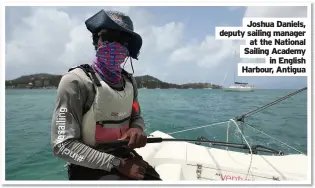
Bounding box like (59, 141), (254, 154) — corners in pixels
(233, 67), (235, 83)
(233, 50), (236, 84)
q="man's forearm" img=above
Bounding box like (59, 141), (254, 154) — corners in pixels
(53, 139), (115, 172)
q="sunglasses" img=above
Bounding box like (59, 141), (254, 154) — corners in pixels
(98, 29), (131, 47)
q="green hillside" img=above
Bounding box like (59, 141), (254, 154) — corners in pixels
(6, 72), (222, 89)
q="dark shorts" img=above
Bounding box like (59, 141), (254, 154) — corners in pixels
(67, 147), (162, 180)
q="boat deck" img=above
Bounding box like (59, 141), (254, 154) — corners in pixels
(135, 131), (307, 181)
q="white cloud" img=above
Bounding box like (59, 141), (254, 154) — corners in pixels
(169, 36), (235, 68)
(244, 6), (307, 18)
(6, 7), (82, 74)
(5, 6), (186, 80)
(151, 22), (185, 51)
(5, 6), (307, 88)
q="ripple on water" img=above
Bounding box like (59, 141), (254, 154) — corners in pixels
(5, 89), (307, 180)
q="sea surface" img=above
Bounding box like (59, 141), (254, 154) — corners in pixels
(5, 88), (307, 180)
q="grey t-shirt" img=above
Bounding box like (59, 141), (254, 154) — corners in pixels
(51, 66), (145, 172)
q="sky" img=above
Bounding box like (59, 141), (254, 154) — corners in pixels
(5, 6), (308, 89)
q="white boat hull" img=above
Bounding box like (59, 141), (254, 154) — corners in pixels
(223, 86), (255, 92)
(135, 131), (307, 181)
(223, 88), (254, 92)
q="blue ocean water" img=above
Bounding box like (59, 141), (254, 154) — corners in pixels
(5, 89), (307, 180)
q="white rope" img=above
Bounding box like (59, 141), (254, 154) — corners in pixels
(243, 123), (306, 155)
(230, 119), (253, 180)
(226, 120), (231, 150)
(167, 119), (305, 155)
(167, 121), (229, 135)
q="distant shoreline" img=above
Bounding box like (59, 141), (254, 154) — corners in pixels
(5, 73), (222, 90)
(5, 87), (222, 90)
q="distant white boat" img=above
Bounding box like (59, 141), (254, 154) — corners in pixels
(222, 50), (255, 92)
(223, 82), (255, 92)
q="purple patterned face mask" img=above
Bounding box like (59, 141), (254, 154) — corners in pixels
(93, 42), (129, 84)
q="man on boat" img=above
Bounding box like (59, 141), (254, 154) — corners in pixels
(51, 10), (161, 180)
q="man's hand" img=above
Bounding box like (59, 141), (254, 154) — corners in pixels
(117, 158), (147, 180)
(120, 128), (147, 149)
